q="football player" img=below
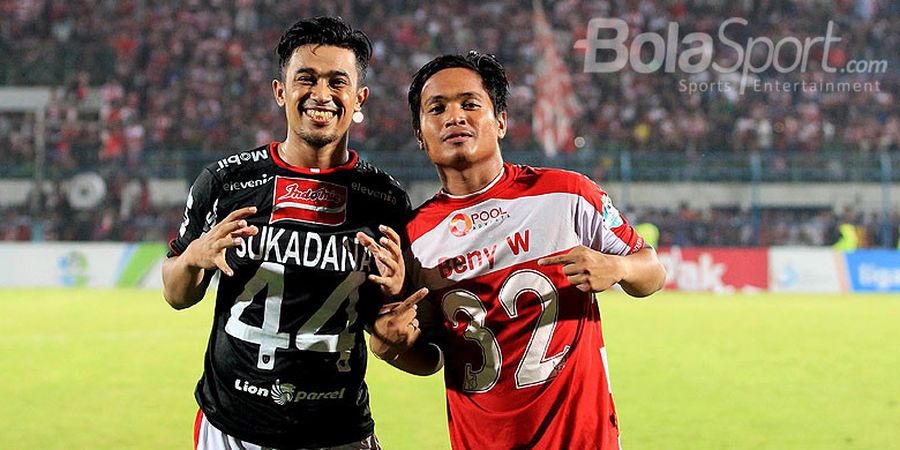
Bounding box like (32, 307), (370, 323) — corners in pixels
(162, 17), (422, 450)
(373, 52), (666, 449)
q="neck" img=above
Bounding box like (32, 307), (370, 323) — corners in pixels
(438, 155), (504, 196)
(279, 134), (350, 169)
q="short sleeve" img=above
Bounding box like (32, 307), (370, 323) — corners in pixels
(167, 168), (222, 257)
(573, 174), (645, 256)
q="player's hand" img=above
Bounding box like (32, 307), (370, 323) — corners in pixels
(537, 245), (626, 293)
(370, 287), (428, 361)
(182, 206), (259, 277)
(357, 225), (405, 298)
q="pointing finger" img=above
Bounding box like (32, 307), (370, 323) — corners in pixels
(379, 302), (403, 315)
(537, 254), (575, 266)
(394, 288), (428, 313)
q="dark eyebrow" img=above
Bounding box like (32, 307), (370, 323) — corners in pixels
(293, 68), (351, 79)
(424, 92), (484, 105)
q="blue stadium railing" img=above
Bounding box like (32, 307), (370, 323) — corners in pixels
(2, 148), (897, 185)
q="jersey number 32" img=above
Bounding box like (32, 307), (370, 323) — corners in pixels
(442, 269), (571, 393)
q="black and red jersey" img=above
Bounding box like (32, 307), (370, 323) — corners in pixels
(168, 142), (411, 448)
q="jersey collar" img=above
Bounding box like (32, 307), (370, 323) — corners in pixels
(269, 141), (359, 174)
(437, 163), (514, 206)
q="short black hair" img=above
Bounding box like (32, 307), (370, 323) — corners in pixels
(275, 16), (373, 82)
(407, 51), (510, 134)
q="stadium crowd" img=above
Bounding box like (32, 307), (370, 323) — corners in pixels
(0, 0), (897, 246)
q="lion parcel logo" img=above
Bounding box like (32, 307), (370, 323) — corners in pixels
(577, 17), (886, 94)
(234, 378), (347, 406)
(449, 206), (510, 237)
(271, 176), (347, 226)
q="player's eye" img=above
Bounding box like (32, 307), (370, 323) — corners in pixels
(463, 102), (480, 109)
(330, 78), (348, 88)
(297, 76), (314, 85)
(428, 104), (445, 114)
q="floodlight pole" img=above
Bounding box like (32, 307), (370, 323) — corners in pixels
(880, 151), (892, 248)
(750, 151), (762, 246)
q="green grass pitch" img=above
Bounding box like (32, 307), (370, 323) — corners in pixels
(1, 289), (897, 450)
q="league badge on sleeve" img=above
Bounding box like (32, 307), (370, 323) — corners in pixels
(601, 194), (624, 229)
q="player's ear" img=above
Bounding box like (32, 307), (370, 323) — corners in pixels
(496, 111), (507, 140)
(273, 79), (286, 107)
(355, 85), (369, 110)
(415, 130), (424, 151)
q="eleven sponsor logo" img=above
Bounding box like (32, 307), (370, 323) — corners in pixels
(448, 206), (510, 237)
(224, 174), (273, 191)
(235, 378), (346, 406)
(271, 176), (347, 226)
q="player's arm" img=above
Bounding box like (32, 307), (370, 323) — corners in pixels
(368, 288), (443, 375)
(538, 245), (665, 297)
(616, 246), (666, 296)
(382, 340), (443, 376)
(162, 206), (259, 309)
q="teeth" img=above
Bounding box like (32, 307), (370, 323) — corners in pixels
(306, 110), (335, 121)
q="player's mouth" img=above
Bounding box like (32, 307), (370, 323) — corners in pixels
(302, 107), (339, 125)
(442, 129), (474, 144)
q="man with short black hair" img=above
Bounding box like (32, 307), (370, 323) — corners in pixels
(376, 52), (666, 449)
(163, 17), (423, 450)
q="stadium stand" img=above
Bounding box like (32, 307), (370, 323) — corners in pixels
(1, 0), (897, 245)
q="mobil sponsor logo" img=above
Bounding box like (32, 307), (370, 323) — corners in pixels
(271, 176), (347, 226)
(658, 247), (768, 292)
(216, 149), (269, 171)
(449, 205), (510, 237)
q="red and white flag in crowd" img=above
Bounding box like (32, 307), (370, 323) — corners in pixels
(532, 0), (580, 156)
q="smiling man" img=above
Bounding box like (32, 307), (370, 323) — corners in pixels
(377, 52), (667, 449)
(162, 17), (422, 450)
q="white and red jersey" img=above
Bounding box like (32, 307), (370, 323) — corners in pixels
(406, 163), (644, 450)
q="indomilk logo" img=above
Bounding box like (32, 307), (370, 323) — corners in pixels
(235, 378), (347, 406)
(448, 206), (510, 237)
(271, 176), (347, 226)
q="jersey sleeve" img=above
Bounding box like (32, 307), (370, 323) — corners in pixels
(167, 167), (222, 257)
(573, 174), (644, 256)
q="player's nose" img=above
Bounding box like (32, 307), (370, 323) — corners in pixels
(309, 80), (333, 104)
(444, 103), (467, 127)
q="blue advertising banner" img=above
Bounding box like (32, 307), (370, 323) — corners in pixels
(844, 250), (900, 293)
